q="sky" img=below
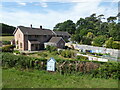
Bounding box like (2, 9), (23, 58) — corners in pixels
(0, 0), (119, 29)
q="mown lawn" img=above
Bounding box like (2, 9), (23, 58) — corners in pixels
(0, 36), (14, 41)
(2, 68), (118, 88)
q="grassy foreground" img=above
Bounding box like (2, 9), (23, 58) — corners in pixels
(2, 68), (118, 88)
(0, 36), (14, 41)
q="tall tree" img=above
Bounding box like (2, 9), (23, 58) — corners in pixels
(53, 20), (76, 34)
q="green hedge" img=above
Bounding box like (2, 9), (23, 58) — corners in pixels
(1, 52), (119, 79)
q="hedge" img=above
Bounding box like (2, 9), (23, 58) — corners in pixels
(1, 52), (119, 79)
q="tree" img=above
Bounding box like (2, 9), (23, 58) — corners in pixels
(92, 35), (107, 47)
(0, 23), (15, 36)
(109, 23), (120, 41)
(105, 37), (113, 48)
(107, 16), (117, 23)
(86, 32), (95, 39)
(53, 20), (76, 34)
(81, 36), (92, 45)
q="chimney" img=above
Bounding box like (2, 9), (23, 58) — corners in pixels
(30, 24), (32, 28)
(40, 25), (42, 29)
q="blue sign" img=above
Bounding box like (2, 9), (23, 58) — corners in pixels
(47, 58), (56, 71)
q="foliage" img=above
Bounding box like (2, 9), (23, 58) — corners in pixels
(91, 62), (119, 79)
(37, 52), (48, 57)
(0, 23), (15, 36)
(46, 45), (57, 53)
(105, 37), (113, 48)
(76, 55), (88, 60)
(112, 41), (120, 49)
(54, 13), (119, 49)
(13, 50), (20, 54)
(61, 50), (75, 58)
(2, 41), (11, 45)
(2, 52), (120, 80)
(92, 35), (107, 47)
(2, 45), (15, 52)
(53, 20), (76, 34)
(105, 37), (120, 49)
(81, 36), (92, 45)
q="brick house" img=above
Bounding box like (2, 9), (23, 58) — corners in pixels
(13, 25), (70, 51)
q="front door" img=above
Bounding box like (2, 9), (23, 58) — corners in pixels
(35, 44), (38, 50)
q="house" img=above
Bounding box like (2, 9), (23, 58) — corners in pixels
(13, 25), (70, 51)
(44, 37), (65, 49)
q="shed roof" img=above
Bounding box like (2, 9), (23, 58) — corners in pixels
(49, 37), (65, 44)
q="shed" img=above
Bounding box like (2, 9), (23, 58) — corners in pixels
(47, 58), (56, 71)
(44, 37), (65, 49)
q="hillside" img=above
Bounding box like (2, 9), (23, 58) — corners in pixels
(0, 23), (16, 36)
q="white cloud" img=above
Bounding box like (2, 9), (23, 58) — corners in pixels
(35, 2), (48, 7)
(1, 1), (118, 29)
(17, 2), (26, 6)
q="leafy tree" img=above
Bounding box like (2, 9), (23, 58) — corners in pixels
(81, 36), (92, 45)
(86, 32), (95, 39)
(105, 37), (114, 48)
(92, 35), (107, 47)
(53, 20), (76, 34)
(0, 23), (15, 36)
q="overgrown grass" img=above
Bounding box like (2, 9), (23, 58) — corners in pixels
(2, 68), (118, 88)
(1, 36), (14, 41)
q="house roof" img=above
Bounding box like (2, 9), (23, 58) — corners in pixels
(13, 26), (70, 36)
(16, 26), (54, 35)
(49, 37), (65, 44)
(54, 31), (70, 36)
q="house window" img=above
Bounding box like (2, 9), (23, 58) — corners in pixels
(35, 35), (38, 38)
(29, 35), (32, 38)
(19, 34), (20, 38)
(20, 43), (22, 48)
(31, 44), (34, 46)
(16, 40), (18, 45)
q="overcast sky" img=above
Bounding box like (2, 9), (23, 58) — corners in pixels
(1, 0), (119, 29)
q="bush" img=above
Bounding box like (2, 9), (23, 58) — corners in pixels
(2, 45), (15, 52)
(91, 62), (119, 79)
(1, 52), (119, 79)
(112, 42), (120, 49)
(76, 55), (88, 60)
(61, 50), (75, 58)
(2, 41), (11, 45)
(13, 50), (20, 54)
(38, 52), (48, 57)
(46, 45), (57, 53)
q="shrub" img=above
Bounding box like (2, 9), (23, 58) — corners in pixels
(51, 51), (58, 55)
(61, 50), (75, 58)
(2, 41), (11, 45)
(46, 45), (57, 53)
(13, 50), (20, 54)
(112, 42), (120, 49)
(2, 45), (15, 52)
(76, 55), (88, 60)
(38, 52), (48, 57)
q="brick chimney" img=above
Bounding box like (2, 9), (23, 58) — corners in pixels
(30, 24), (32, 28)
(40, 25), (42, 29)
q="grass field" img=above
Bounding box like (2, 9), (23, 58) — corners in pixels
(0, 36), (14, 41)
(2, 68), (118, 88)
